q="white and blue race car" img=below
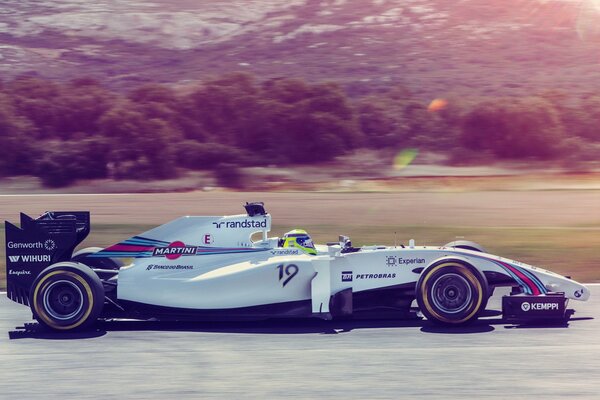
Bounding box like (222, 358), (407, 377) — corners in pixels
(4, 202), (590, 331)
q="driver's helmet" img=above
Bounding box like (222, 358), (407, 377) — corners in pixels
(281, 229), (317, 255)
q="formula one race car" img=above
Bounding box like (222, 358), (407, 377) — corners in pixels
(4, 202), (590, 331)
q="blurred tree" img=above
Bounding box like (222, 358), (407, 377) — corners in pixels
(128, 83), (191, 142)
(184, 72), (260, 145)
(407, 99), (463, 152)
(35, 139), (110, 187)
(0, 93), (37, 175)
(4, 73), (594, 187)
(7, 77), (61, 138)
(257, 79), (362, 162)
(263, 77), (315, 104)
(354, 89), (461, 152)
(6, 77), (116, 139)
(286, 110), (358, 162)
(55, 80), (116, 138)
(214, 163), (245, 189)
(99, 101), (176, 179)
(569, 96), (600, 141)
(357, 100), (402, 148)
(181, 75), (362, 164)
(462, 97), (565, 159)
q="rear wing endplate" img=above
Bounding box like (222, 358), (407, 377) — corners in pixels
(5, 211), (90, 305)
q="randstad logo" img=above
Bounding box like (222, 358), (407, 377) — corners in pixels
(212, 219), (267, 229)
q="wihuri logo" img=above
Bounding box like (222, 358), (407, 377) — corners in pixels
(8, 255), (51, 263)
(152, 241), (198, 260)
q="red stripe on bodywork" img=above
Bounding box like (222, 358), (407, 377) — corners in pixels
(500, 262), (540, 295)
(103, 244), (154, 252)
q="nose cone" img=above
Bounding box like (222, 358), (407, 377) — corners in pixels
(547, 281), (590, 301)
(576, 285), (591, 301)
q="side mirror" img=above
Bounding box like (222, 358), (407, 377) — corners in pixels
(339, 235), (351, 248)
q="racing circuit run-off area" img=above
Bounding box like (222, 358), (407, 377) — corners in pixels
(1, 286), (599, 399)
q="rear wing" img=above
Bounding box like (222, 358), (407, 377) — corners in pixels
(5, 211), (90, 305)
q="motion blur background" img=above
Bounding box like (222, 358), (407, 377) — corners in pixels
(1, 0), (600, 288)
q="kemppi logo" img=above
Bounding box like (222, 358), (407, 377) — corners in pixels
(521, 302), (559, 312)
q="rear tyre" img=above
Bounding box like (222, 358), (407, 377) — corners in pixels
(417, 260), (488, 326)
(29, 262), (104, 331)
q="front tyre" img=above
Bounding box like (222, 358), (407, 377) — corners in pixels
(443, 240), (487, 253)
(417, 260), (488, 326)
(29, 262), (104, 331)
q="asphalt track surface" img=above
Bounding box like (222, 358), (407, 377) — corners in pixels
(2, 286), (599, 399)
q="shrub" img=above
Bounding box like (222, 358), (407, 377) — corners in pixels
(35, 139), (109, 187)
(214, 163), (245, 188)
(461, 97), (565, 159)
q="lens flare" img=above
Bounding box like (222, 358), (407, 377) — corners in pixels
(428, 98), (448, 112)
(393, 148), (418, 171)
(577, 0), (600, 42)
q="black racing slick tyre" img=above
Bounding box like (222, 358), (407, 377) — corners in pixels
(29, 262), (104, 331)
(416, 260), (488, 326)
(444, 240), (487, 253)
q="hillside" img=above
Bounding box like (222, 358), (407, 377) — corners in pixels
(1, 0), (599, 98)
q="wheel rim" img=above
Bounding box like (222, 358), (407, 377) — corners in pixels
(43, 280), (84, 321)
(431, 273), (472, 314)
